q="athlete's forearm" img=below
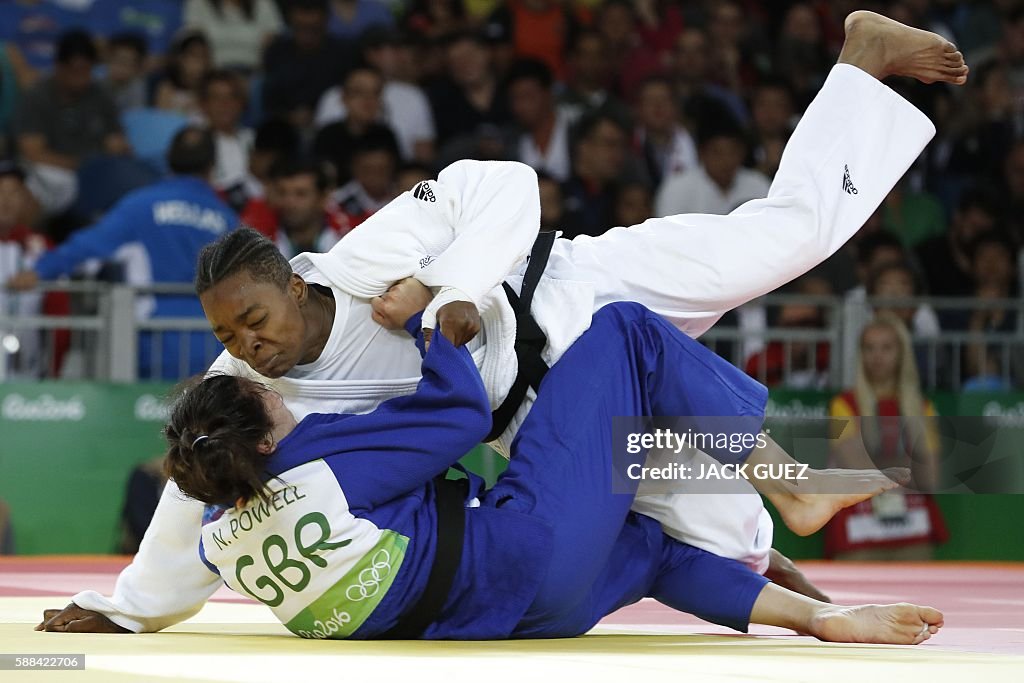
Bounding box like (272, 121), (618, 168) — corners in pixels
(72, 481), (220, 632)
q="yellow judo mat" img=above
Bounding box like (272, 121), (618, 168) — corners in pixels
(1, 558), (1022, 682)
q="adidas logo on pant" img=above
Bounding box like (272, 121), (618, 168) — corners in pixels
(842, 165), (859, 195)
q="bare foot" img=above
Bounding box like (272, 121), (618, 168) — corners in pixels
(809, 603), (944, 645)
(839, 10), (968, 85)
(764, 549), (831, 604)
(779, 467), (908, 537)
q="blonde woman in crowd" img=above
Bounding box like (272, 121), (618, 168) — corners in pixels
(825, 312), (948, 560)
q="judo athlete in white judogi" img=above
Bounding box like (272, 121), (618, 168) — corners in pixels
(38, 12), (968, 635)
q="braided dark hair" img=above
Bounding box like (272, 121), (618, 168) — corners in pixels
(163, 374), (276, 506)
(195, 227), (293, 296)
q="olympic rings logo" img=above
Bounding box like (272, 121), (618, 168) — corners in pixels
(344, 549), (393, 601)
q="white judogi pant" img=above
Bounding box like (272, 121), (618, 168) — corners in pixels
(73, 64), (934, 631)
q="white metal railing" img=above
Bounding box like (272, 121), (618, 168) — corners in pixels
(2, 284), (1023, 388)
(0, 282), (215, 383)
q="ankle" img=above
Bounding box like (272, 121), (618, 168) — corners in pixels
(838, 44), (887, 80)
(807, 606), (843, 641)
(838, 13), (888, 79)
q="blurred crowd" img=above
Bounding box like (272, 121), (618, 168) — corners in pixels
(0, 0), (1022, 389)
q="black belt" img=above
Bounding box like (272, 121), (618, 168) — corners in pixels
(378, 474), (467, 640)
(485, 231), (556, 442)
(379, 233), (557, 638)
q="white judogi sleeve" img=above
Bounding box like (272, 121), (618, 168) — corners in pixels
(70, 352), (260, 632)
(72, 480), (218, 632)
(69, 364), (372, 632)
(299, 159), (540, 323)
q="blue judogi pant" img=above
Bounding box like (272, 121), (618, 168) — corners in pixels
(483, 303), (771, 638)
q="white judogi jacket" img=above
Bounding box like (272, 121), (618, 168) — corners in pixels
(213, 159), (595, 455)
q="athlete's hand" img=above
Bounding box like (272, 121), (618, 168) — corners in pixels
(371, 278), (434, 330)
(426, 300), (481, 350)
(35, 603), (131, 633)
(764, 549), (831, 605)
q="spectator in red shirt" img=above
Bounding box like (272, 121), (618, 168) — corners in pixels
(0, 161), (69, 377)
(267, 157), (350, 259)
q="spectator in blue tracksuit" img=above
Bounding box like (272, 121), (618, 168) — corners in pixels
(6, 126), (239, 379)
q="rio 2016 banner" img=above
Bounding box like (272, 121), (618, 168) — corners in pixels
(0, 383), (175, 554)
(1, 385), (1023, 556)
(0, 383), (500, 555)
(764, 390), (1024, 493)
(763, 390), (1024, 561)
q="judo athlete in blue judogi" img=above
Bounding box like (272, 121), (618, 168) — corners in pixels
(163, 302), (943, 644)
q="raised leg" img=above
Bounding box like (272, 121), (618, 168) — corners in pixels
(545, 12), (962, 338)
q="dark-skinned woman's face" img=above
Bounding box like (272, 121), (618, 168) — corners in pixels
(200, 271), (310, 378)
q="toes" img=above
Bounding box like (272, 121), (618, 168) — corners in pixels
(883, 468), (910, 487)
(889, 603), (928, 628)
(912, 629), (931, 645)
(924, 64), (968, 85)
(944, 64), (969, 83)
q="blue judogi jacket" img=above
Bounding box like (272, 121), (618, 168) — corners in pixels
(198, 316), (553, 640)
